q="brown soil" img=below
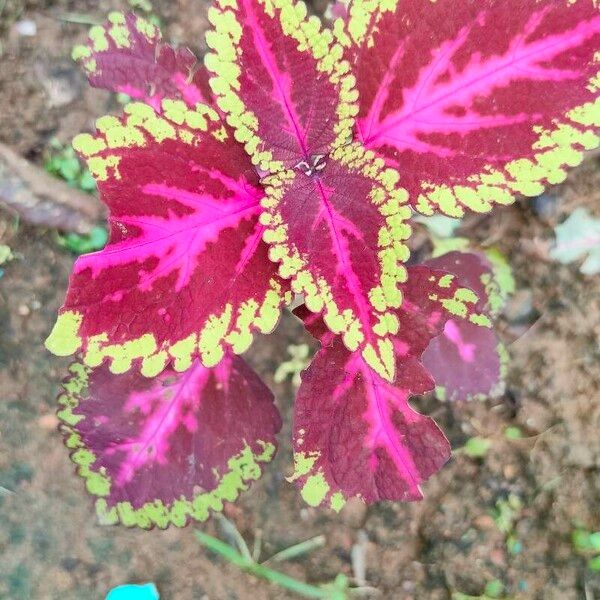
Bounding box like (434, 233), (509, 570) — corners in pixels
(0, 1), (599, 599)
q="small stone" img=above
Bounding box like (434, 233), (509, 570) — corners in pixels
(35, 62), (82, 108)
(17, 304), (30, 316)
(502, 289), (536, 324)
(15, 20), (37, 37)
(341, 497), (368, 528)
(60, 557), (78, 572)
(351, 530), (368, 586)
(473, 515), (496, 530)
(38, 414), (59, 430)
(532, 192), (561, 222)
(490, 548), (506, 566)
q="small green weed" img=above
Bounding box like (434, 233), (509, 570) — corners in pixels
(44, 138), (96, 193)
(572, 528), (600, 572)
(457, 427), (525, 459)
(127, 0), (161, 26)
(490, 493), (523, 556)
(503, 426), (523, 440)
(459, 436), (492, 459)
(452, 579), (508, 600)
(44, 139), (108, 255)
(274, 343), (311, 387)
(56, 227), (108, 255)
(195, 515), (371, 598)
(0, 244), (13, 279)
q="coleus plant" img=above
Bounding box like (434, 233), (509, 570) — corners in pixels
(45, 1), (599, 528)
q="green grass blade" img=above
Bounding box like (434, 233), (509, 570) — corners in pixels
(264, 535), (326, 564)
(215, 514), (253, 562)
(195, 531), (332, 599)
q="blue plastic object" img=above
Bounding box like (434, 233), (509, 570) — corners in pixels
(105, 583), (159, 600)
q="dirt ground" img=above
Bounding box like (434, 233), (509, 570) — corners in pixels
(0, 1), (599, 599)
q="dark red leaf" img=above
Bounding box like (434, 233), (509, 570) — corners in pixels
(337, 0), (600, 216)
(422, 251), (508, 401)
(73, 12), (211, 109)
(205, 0), (357, 171)
(46, 102), (290, 375)
(59, 358), (280, 528)
(290, 266), (487, 508)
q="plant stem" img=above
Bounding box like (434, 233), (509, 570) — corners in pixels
(252, 529), (263, 562)
(195, 531), (332, 599)
(215, 514), (253, 562)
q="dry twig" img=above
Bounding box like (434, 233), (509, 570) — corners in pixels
(0, 142), (104, 234)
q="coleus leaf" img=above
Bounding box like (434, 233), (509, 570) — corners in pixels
(205, 0), (414, 380)
(429, 242), (516, 314)
(336, 0), (600, 217)
(262, 144), (412, 381)
(59, 357), (281, 529)
(290, 266), (489, 508)
(205, 0), (357, 172)
(73, 12), (211, 110)
(46, 101), (290, 375)
(422, 251), (508, 402)
(425, 251), (500, 316)
(422, 319), (507, 402)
